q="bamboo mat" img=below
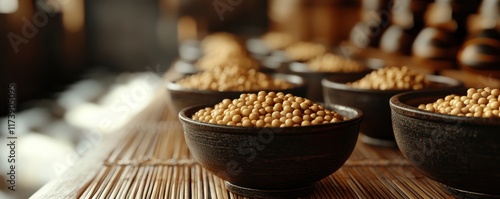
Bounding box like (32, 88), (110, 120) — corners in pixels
(31, 86), (454, 199)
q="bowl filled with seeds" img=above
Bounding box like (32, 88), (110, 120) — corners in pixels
(322, 66), (462, 147)
(246, 31), (297, 58)
(166, 67), (307, 114)
(390, 87), (500, 198)
(289, 53), (384, 102)
(178, 91), (363, 198)
(262, 41), (328, 73)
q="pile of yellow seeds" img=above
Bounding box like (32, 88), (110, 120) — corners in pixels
(192, 91), (348, 127)
(261, 31), (297, 50)
(176, 67), (294, 91)
(418, 87), (500, 118)
(348, 66), (430, 90)
(197, 32), (260, 71)
(196, 53), (259, 71)
(201, 32), (244, 55)
(306, 53), (365, 72)
(284, 41), (327, 62)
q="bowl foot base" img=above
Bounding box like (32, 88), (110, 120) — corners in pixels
(225, 181), (314, 198)
(444, 185), (500, 199)
(361, 134), (398, 148)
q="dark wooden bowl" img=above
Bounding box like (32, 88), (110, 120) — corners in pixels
(322, 74), (462, 147)
(288, 59), (383, 102)
(178, 104), (363, 198)
(390, 88), (500, 198)
(166, 73), (307, 115)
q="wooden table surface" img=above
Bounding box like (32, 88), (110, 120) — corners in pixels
(30, 78), (456, 199)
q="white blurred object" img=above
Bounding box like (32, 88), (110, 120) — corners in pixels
(0, 191), (16, 199)
(0, 107), (53, 137)
(65, 72), (160, 134)
(57, 79), (107, 110)
(39, 120), (82, 144)
(0, 133), (75, 191)
(64, 102), (120, 134)
(0, 0), (18, 14)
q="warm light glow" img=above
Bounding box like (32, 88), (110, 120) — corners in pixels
(61, 0), (84, 32)
(0, 0), (18, 14)
(177, 16), (197, 42)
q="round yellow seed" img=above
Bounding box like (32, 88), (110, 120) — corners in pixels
(418, 87), (500, 118)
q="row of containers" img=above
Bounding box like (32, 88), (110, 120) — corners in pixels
(166, 31), (463, 147)
(165, 32), (499, 198)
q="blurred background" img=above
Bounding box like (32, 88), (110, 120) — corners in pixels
(0, 0), (360, 198)
(1, 0), (497, 198)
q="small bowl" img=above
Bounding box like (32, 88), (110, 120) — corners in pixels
(390, 88), (500, 198)
(259, 50), (291, 73)
(166, 73), (307, 115)
(289, 58), (384, 102)
(179, 39), (202, 62)
(171, 59), (199, 76)
(245, 37), (271, 58)
(179, 104), (363, 198)
(322, 74), (462, 147)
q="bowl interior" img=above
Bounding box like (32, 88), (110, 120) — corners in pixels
(390, 88), (500, 126)
(166, 73), (308, 114)
(322, 74), (463, 94)
(166, 72), (305, 93)
(179, 103), (363, 134)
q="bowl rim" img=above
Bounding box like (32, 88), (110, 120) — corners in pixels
(390, 88), (500, 126)
(166, 73), (307, 94)
(178, 103), (363, 135)
(321, 74), (463, 94)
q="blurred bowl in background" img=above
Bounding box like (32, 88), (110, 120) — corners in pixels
(166, 73), (307, 115)
(289, 58), (384, 102)
(245, 37), (271, 59)
(258, 50), (291, 73)
(179, 39), (203, 62)
(322, 74), (462, 147)
(390, 88), (500, 198)
(171, 59), (199, 76)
